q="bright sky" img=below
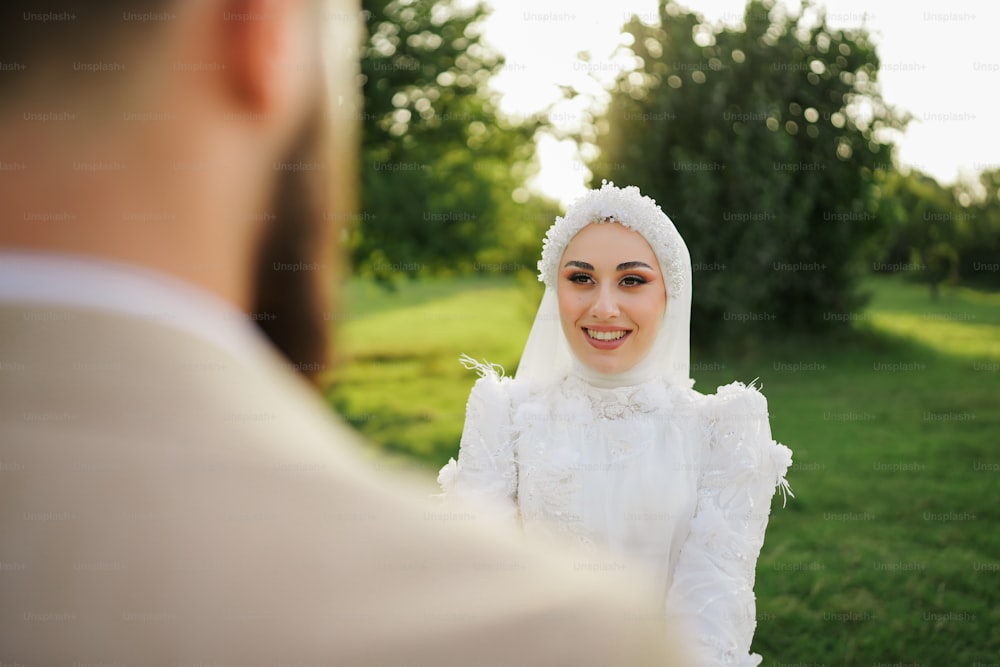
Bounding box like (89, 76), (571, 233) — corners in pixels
(478, 0), (999, 206)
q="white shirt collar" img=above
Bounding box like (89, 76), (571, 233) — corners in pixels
(0, 250), (274, 364)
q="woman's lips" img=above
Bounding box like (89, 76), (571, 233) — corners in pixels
(582, 327), (632, 350)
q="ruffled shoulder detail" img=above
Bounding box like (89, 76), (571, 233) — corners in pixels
(456, 353), (545, 413)
(458, 353), (507, 382)
(437, 356), (519, 525)
(702, 380), (794, 505)
(664, 380), (793, 665)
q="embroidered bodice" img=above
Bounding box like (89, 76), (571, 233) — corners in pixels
(438, 370), (793, 666)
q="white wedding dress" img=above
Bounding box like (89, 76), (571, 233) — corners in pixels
(439, 182), (793, 666)
(438, 367), (792, 666)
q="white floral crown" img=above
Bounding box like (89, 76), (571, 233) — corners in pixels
(537, 180), (687, 297)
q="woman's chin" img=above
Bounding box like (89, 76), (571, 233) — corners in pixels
(578, 352), (636, 376)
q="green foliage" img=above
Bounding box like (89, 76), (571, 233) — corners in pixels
(870, 169), (963, 298)
(869, 167), (1000, 295)
(325, 274), (1000, 664)
(327, 275), (539, 466)
(589, 0), (907, 340)
(965, 169), (1000, 287)
(355, 0), (554, 281)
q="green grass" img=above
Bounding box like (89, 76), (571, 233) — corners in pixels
(326, 274), (541, 467)
(326, 274), (1000, 665)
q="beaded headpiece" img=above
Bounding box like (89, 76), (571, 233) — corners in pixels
(537, 181), (687, 299)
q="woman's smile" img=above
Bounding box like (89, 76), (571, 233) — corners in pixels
(557, 222), (666, 374)
(582, 326), (633, 348)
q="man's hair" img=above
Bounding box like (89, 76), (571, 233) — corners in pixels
(2, 0), (348, 384)
(0, 2), (173, 98)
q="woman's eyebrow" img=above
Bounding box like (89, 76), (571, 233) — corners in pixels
(563, 260), (594, 270)
(617, 261), (653, 271)
(563, 260), (655, 271)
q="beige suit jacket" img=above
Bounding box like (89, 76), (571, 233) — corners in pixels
(0, 304), (687, 666)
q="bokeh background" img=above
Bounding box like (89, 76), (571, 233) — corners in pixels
(325, 0), (1000, 662)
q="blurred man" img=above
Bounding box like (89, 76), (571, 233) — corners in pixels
(0, 1), (687, 665)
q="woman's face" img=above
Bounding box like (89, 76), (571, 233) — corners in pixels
(557, 222), (667, 375)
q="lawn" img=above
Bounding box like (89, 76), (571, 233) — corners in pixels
(325, 274), (1000, 665)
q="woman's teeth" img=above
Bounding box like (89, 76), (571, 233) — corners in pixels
(586, 329), (627, 341)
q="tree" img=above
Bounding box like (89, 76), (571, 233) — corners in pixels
(869, 166), (1000, 296)
(590, 0), (907, 339)
(356, 0), (551, 281)
(963, 169), (1000, 288)
(872, 169), (963, 299)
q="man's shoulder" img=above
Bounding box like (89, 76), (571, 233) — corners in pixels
(0, 308), (688, 665)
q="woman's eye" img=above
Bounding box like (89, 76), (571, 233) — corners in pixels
(621, 275), (648, 287)
(569, 273), (593, 284)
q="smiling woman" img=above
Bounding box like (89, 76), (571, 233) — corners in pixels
(557, 222), (667, 374)
(439, 181), (794, 666)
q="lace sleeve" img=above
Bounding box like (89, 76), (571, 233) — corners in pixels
(436, 359), (519, 525)
(664, 381), (793, 667)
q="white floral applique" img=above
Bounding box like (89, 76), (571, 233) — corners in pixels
(663, 380), (793, 667)
(563, 375), (669, 420)
(536, 181), (688, 302)
(437, 355), (521, 524)
(511, 384), (589, 548)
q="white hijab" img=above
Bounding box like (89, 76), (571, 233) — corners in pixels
(515, 181), (694, 390)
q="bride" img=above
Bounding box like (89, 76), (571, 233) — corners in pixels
(438, 181), (793, 666)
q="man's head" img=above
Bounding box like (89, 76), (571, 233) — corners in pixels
(0, 0), (360, 383)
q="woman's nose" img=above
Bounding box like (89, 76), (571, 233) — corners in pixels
(590, 283), (620, 319)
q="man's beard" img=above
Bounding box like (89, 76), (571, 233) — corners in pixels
(250, 94), (344, 386)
